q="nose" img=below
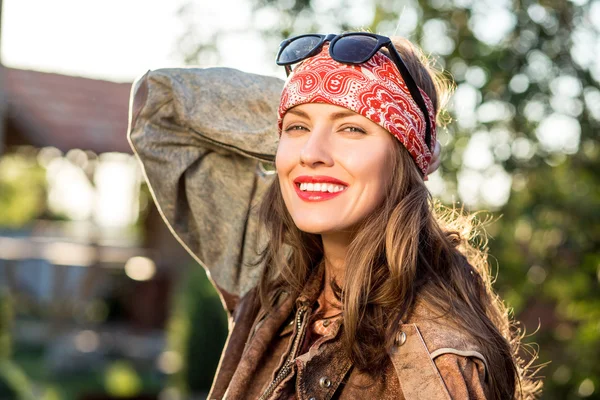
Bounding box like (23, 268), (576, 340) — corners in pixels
(299, 126), (334, 168)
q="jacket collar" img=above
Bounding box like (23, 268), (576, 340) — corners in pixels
(295, 261), (326, 308)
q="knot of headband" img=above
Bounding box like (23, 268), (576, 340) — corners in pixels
(278, 45), (437, 176)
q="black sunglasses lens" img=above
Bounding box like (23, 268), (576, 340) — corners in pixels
(279, 35), (323, 64)
(332, 35), (379, 63)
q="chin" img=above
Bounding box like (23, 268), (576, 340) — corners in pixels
(292, 220), (332, 234)
(290, 214), (350, 235)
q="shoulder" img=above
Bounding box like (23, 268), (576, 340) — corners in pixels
(386, 300), (490, 399)
(406, 300), (489, 371)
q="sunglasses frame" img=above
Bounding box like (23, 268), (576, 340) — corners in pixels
(276, 32), (432, 150)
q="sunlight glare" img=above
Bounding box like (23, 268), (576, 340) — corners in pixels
(124, 256), (156, 281)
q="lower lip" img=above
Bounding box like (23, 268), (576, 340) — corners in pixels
(293, 184), (346, 202)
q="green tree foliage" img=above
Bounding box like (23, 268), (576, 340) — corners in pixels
(0, 292), (35, 400)
(0, 151), (46, 228)
(0, 291), (13, 360)
(166, 265), (228, 394)
(178, 0), (600, 398)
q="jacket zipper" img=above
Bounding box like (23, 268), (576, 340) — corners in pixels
(258, 305), (309, 400)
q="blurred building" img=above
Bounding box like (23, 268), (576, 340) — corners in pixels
(0, 66), (194, 388)
(3, 68), (132, 153)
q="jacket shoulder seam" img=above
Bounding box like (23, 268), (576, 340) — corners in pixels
(409, 317), (484, 353)
(429, 348), (489, 379)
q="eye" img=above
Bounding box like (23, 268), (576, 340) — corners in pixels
(283, 124), (309, 133)
(342, 125), (367, 134)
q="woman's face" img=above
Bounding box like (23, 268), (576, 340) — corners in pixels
(277, 103), (396, 235)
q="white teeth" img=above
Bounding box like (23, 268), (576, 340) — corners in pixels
(298, 182), (346, 193)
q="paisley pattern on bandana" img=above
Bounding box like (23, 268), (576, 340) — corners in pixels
(278, 45), (437, 175)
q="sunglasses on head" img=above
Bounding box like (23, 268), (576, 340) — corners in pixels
(276, 32), (432, 150)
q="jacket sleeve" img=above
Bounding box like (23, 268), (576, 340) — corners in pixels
(434, 353), (489, 399)
(127, 67), (284, 313)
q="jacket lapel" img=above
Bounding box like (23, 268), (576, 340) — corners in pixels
(223, 291), (296, 399)
(388, 323), (451, 400)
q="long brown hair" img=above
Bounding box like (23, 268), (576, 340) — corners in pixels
(256, 37), (541, 399)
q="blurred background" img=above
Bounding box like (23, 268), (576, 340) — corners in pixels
(0, 0), (598, 399)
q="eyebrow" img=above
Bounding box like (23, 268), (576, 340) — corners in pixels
(286, 107), (358, 121)
(330, 110), (358, 120)
(286, 108), (310, 118)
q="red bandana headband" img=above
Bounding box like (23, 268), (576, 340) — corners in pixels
(278, 45), (437, 175)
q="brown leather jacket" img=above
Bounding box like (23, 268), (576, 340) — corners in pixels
(128, 68), (490, 399)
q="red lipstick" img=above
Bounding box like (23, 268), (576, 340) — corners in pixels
(292, 175), (349, 202)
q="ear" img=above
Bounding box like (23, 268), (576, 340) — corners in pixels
(424, 140), (442, 181)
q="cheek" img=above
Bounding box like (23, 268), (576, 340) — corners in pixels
(344, 142), (394, 192)
(373, 147), (395, 187)
(275, 139), (293, 176)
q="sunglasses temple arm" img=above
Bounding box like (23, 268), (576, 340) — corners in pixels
(387, 49), (432, 150)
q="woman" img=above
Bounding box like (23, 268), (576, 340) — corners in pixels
(128, 33), (539, 399)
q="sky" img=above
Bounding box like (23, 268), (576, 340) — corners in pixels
(1, 0), (275, 82)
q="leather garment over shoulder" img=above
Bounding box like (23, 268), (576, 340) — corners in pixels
(128, 67), (283, 313)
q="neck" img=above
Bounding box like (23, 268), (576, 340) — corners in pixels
(318, 231), (352, 316)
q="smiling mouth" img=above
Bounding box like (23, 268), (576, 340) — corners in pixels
(297, 182), (346, 193)
(292, 176), (348, 202)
